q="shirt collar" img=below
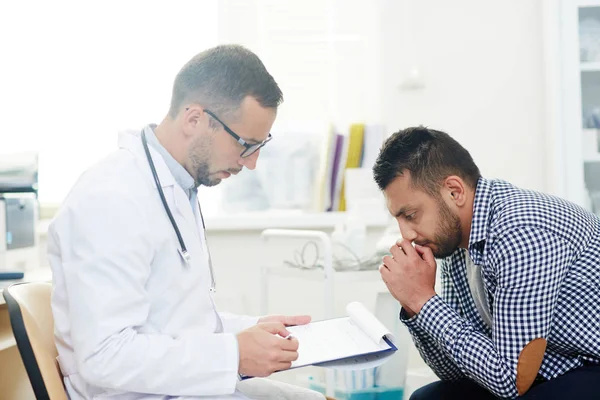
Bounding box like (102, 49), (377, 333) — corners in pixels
(143, 124), (196, 197)
(468, 176), (493, 248)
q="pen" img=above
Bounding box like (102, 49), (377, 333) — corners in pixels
(283, 334), (294, 340)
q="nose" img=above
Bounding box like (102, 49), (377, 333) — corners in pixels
(397, 220), (417, 242)
(239, 149), (260, 170)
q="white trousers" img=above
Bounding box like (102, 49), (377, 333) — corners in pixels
(236, 378), (326, 400)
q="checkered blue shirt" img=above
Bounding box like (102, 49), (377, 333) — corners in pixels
(401, 177), (600, 399)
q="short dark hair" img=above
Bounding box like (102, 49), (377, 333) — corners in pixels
(168, 44), (283, 120)
(373, 126), (481, 196)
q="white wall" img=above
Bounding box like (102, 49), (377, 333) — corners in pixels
(218, 0), (383, 128)
(379, 0), (547, 192)
(219, 0), (548, 196)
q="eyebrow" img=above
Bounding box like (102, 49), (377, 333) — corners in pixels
(394, 206), (414, 218)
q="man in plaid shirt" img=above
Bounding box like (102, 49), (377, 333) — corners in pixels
(373, 126), (600, 399)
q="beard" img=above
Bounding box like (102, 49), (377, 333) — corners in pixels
(431, 198), (463, 259)
(194, 161), (220, 187)
(188, 135), (220, 187)
(188, 136), (241, 187)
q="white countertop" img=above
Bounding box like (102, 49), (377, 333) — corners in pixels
(38, 210), (392, 235)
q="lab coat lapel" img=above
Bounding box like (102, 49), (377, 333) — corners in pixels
(146, 144), (201, 244)
(119, 130), (177, 188)
(119, 130), (200, 244)
(139, 134), (217, 302)
(172, 187), (201, 242)
(191, 196), (210, 265)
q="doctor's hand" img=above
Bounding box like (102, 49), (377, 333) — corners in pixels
(257, 314), (311, 326)
(379, 239), (437, 318)
(237, 322), (300, 378)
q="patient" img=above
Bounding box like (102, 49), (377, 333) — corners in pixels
(373, 126), (600, 399)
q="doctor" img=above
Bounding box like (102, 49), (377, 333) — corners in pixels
(48, 45), (323, 399)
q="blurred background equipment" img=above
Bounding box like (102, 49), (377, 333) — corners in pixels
(0, 152), (39, 274)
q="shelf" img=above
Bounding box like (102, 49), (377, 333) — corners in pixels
(205, 211), (391, 232)
(581, 61), (600, 72)
(38, 211), (391, 236)
(263, 266), (383, 283)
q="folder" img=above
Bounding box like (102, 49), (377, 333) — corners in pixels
(241, 302), (397, 380)
(329, 133), (348, 211)
(360, 124), (386, 169)
(313, 125), (337, 212)
(338, 123), (365, 211)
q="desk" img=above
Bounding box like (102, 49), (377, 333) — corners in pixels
(0, 268), (53, 305)
(0, 268), (52, 399)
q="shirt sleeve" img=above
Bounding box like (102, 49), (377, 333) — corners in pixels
(407, 227), (572, 399)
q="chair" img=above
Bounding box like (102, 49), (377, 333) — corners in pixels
(3, 282), (67, 400)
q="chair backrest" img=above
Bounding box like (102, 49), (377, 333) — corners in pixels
(3, 282), (67, 400)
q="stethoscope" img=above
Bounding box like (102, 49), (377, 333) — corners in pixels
(141, 131), (216, 293)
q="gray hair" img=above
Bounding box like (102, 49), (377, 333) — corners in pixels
(168, 44), (283, 122)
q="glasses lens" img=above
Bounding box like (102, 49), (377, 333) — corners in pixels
(241, 143), (262, 158)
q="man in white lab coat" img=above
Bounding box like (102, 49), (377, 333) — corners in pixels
(48, 45), (325, 399)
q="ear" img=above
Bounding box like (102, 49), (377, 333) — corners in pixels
(442, 176), (467, 207)
(181, 105), (209, 137)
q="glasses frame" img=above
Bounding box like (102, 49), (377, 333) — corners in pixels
(202, 109), (272, 157)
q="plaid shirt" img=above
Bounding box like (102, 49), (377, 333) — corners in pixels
(402, 177), (600, 399)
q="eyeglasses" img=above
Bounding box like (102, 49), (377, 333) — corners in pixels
(203, 109), (272, 158)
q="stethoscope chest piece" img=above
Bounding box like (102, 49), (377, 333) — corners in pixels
(178, 248), (192, 267)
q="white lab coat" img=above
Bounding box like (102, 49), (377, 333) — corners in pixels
(48, 130), (259, 399)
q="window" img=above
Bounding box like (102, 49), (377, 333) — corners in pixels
(0, 0), (218, 205)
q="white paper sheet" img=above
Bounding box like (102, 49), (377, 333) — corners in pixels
(285, 302), (396, 369)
